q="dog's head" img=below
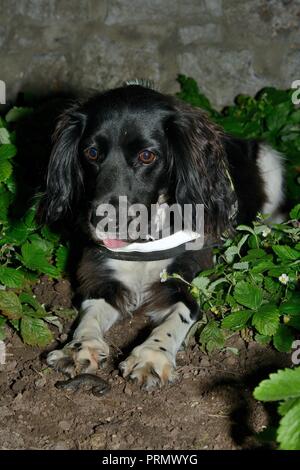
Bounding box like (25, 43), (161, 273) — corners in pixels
(43, 84), (235, 246)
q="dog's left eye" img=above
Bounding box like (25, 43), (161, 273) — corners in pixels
(84, 147), (98, 161)
(138, 150), (156, 164)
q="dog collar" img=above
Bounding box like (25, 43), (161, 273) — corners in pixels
(97, 230), (204, 261)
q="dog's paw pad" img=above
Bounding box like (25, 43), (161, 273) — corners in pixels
(119, 347), (177, 390)
(46, 338), (109, 376)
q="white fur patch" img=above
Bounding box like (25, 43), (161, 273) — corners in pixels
(257, 144), (285, 220)
(107, 258), (173, 310)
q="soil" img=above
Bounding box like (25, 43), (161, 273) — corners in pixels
(0, 278), (291, 450)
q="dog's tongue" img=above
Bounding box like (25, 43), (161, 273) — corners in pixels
(102, 238), (128, 249)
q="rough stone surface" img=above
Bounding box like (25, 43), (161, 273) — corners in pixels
(0, 0), (299, 108)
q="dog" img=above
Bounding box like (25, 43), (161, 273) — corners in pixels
(43, 82), (284, 389)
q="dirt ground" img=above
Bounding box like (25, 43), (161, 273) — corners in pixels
(0, 278), (290, 450)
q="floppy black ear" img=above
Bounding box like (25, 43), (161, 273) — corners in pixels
(42, 104), (86, 223)
(167, 99), (236, 237)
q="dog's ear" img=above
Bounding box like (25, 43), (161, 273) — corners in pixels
(42, 104), (86, 223)
(166, 99), (236, 237)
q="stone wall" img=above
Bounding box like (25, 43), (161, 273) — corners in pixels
(0, 0), (299, 108)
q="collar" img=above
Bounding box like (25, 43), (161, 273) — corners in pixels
(97, 230), (205, 261)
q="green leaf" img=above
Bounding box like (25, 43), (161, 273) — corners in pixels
(272, 245), (300, 261)
(19, 292), (47, 318)
(252, 304), (280, 336)
(290, 204), (300, 220)
(0, 117), (7, 128)
(258, 87), (290, 106)
(285, 312), (300, 330)
(4, 221), (29, 245)
(233, 281), (263, 310)
(224, 246), (239, 263)
(0, 144), (17, 160)
(268, 267), (294, 278)
(0, 159), (12, 182)
(28, 234), (54, 255)
(237, 234), (249, 253)
(254, 367), (300, 401)
(208, 277), (228, 292)
(277, 401), (300, 450)
(232, 261), (249, 270)
(255, 333), (271, 345)
(290, 109), (300, 123)
(251, 273), (264, 286)
(251, 260), (275, 274)
(176, 75), (213, 112)
(5, 174), (17, 193)
(0, 128), (11, 144)
(9, 318), (20, 331)
(266, 102), (292, 132)
(0, 188), (12, 222)
(0, 316), (6, 340)
(41, 225), (60, 243)
(199, 320), (224, 353)
(0, 267), (25, 288)
(280, 293), (300, 314)
(273, 324), (294, 352)
(0, 291), (22, 319)
(278, 397), (300, 417)
(53, 307), (77, 319)
(264, 277), (279, 294)
(242, 248), (266, 261)
(191, 276), (210, 291)
(24, 207), (38, 230)
(236, 225), (256, 236)
(5, 107), (33, 123)
(20, 316), (53, 347)
(55, 245), (69, 273)
(222, 310), (253, 331)
(21, 241), (59, 277)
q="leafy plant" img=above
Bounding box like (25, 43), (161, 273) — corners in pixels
(254, 366), (300, 450)
(0, 107), (75, 346)
(177, 75), (300, 205)
(188, 209), (299, 353)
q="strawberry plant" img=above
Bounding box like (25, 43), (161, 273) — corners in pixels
(0, 107), (75, 346)
(177, 75), (300, 205)
(254, 366), (300, 450)
(190, 207), (300, 353)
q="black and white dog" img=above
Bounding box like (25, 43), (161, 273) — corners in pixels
(44, 82), (284, 389)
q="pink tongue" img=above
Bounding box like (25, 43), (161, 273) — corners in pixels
(102, 238), (128, 249)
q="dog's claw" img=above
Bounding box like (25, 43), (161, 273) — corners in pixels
(47, 338), (110, 377)
(119, 346), (177, 389)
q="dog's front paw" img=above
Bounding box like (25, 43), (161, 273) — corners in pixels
(119, 345), (177, 390)
(47, 338), (109, 376)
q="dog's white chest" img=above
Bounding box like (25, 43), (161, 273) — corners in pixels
(107, 258), (172, 310)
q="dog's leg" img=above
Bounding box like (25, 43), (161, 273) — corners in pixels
(47, 299), (119, 376)
(119, 301), (195, 389)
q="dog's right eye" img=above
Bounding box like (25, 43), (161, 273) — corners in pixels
(84, 147), (98, 161)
